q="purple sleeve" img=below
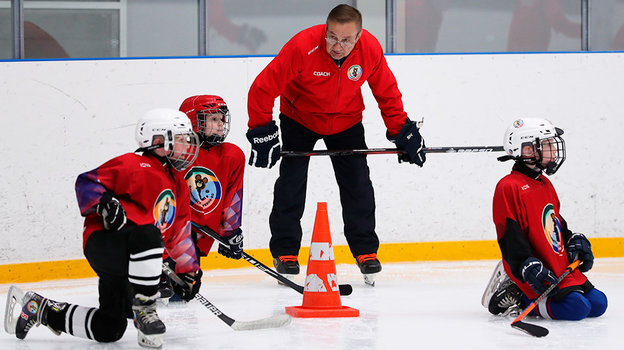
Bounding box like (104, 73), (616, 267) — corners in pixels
(165, 220), (201, 274)
(75, 169), (106, 216)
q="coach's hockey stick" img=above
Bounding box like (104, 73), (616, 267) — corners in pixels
(192, 223), (354, 296)
(510, 259), (581, 337)
(161, 264), (291, 331)
(280, 146), (504, 157)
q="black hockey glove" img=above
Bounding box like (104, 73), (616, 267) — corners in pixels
(95, 191), (127, 231)
(173, 269), (203, 302)
(246, 120), (281, 169)
(217, 228), (244, 260)
(390, 118), (426, 166)
(565, 233), (594, 272)
(520, 257), (558, 296)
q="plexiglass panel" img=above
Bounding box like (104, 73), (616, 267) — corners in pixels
(397, 0), (582, 53)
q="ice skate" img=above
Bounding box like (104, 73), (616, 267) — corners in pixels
(356, 253), (382, 286)
(12, 289), (63, 339)
(481, 260), (506, 308)
(274, 256), (300, 285)
(482, 261), (523, 316)
(132, 293), (166, 348)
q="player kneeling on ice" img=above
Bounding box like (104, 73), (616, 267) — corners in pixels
(4, 109), (202, 348)
(157, 95), (246, 302)
(482, 118), (607, 320)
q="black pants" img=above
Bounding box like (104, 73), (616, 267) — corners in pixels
(80, 224), (163, 342)
(269, 114), (378, 258)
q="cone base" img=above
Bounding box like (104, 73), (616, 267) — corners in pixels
(285, 305), (360, 318)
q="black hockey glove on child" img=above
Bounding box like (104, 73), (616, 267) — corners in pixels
(566, 233), (594, 272)
(391, 118), (426, 166)
(246, 120), (280, 168)
(96, 191), (127, 231)
(173, 269), (203, 302)
(521, 257), (558, 295)
(217, 229), (244, 260)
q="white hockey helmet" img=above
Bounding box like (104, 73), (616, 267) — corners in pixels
(135, 108), (201, 171)
(500, 118), (566, 175)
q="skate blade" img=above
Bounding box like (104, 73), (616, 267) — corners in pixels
(137, 331), (163, 348)
(481, 261), (505, 308)
(363, 273), (378, 286)
(4, 285), (24, 334)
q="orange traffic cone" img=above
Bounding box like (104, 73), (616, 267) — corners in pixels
(285, 202), (359, 318)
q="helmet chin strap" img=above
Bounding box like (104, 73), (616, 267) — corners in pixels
(136, 143), (165, 153)
(135, 144), (170, 166)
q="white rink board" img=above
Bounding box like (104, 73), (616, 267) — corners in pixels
(1, 52), (623, 264)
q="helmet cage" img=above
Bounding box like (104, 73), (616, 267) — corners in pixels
(196, 105), (230, 146)
(527, 134), (565, 175)
(162, 129), (201, 171)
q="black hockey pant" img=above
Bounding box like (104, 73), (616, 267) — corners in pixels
(269, 114), (379, 259)
(46, 224), (164, 343)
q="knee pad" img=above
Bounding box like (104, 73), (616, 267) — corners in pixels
(127, 225), (164, 254)
(91, 311), (127, 343)
(547, 292), (591, 321)
(586, 288), (608, 317)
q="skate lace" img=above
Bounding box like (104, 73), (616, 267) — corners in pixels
(137, 305), (161, 324)
(357, 253), (378, 263)
(279, 255), (298, 263)
(497, 294), (519, 308)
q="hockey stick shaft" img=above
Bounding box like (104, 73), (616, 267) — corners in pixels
(510, 259), (581, 337)
(191, 223), (353, 296)
(161, 263), (291, 331)
(280, 146), (504, 157)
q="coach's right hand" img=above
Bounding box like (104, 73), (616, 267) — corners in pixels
(246, 120), (281, 169)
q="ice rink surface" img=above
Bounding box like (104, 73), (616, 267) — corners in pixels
(1, 258), (622, 350)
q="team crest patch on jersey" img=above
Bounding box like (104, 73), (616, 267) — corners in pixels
(185, 166), (222, 214)
(347, 65), (362, 81)
(153, 189), (176, 232)
(542, 203), (564, 255)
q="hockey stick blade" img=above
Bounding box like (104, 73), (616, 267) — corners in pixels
(4, 285), (24, 334)
(511, 320), (548, 337)
(510, 260), (581, 337)
(191, 223), (354, 296)
(162, 264), (291, 331)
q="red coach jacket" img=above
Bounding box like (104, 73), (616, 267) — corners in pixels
(248, 24), (408, 136)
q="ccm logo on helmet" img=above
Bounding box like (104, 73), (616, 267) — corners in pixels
(253, 131), (279, 144)
(314, 71), (330, 77)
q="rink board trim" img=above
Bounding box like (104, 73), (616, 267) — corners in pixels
(1, 237), (622, 283)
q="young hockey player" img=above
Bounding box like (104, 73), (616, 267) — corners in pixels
(4, 109), (203, 348)
(482, 118), (607, 321)
(159, 95), (245, 300)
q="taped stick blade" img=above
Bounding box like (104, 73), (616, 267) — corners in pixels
(511, 320), (549, 337)
(230, 314), (292, 331)
(339, 284), (353, 295)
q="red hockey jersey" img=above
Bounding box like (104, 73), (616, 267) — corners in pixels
(493, 169), (587, 299)
(182, 143), (245, 254)
(248, 24), (408, 136)
(75, 152), (200, 274)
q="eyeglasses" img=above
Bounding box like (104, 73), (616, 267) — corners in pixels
(325, 34), (358, 49)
